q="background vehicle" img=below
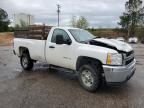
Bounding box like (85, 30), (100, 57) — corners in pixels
(116, 37), (125, 42)
(128, 37), (138, 43)
(13, 25), (136, 92)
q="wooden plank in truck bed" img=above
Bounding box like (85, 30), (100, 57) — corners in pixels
(14, 25), (52, 40)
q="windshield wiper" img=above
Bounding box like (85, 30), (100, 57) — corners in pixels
(87, 36), (101, 42)
(80, 36), (101, 43)
(79, 41), (88, 43)
(92, 36), (101, 39)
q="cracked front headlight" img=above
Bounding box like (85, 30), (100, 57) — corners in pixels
(106, 53), (122, 65)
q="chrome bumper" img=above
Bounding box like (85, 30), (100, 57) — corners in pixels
(103, 59), (136, 83)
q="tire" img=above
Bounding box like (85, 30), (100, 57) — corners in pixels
(20, 53), (34, 70)
(78, 64), (101, 92)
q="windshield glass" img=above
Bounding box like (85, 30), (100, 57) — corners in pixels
(68, 29), (95, 42)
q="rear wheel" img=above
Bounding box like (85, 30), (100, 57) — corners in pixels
(78, 64), (101, 92)
(20, 53), (33, 70)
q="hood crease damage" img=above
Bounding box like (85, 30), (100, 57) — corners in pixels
(88, 38), (133, 53)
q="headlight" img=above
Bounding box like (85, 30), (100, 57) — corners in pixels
(106, 53), (122, 65)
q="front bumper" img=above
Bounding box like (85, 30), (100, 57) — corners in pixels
(103, 59), (136, 83)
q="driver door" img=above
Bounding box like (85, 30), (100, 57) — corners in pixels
(46, 29), (74, 69)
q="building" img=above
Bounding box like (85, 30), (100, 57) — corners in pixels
(14, 13), (34, 27)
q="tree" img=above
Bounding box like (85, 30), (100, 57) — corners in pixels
(76, 16), (89, 29)
(20, 19), (27, 27)
(70, 16), (89, 29)
(119, 0), (144, 38)
(119, 13), (130, 31)
(0, 8), (10, 32)
(15, 19), (28, 29)
(70, 16), (77, 27)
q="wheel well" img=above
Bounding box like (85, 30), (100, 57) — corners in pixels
(76, 56), (103, 71)
(19, 47), (30, 57)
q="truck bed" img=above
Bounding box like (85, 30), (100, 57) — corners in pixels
(14, 25), (52, 62)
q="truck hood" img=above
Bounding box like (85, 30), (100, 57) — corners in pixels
(90, 38), (133, 52)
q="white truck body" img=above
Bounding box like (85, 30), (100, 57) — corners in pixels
(14, 27), (136, 86)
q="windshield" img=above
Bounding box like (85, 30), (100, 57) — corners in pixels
(68, 29), (95, 42)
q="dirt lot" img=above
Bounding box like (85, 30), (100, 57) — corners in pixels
(0, 44), (144, 108)
(0, 32), (14, 46)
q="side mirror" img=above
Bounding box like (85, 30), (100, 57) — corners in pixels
(64, 39), (72, 45)
(56, 35), (64, 44)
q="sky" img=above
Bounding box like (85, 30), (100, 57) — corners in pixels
(0, 0), (143, 28)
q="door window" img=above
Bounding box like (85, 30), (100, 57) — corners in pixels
(51, 29), (71, 43)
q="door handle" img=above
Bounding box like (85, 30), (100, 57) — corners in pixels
(49, 46), (55, 48)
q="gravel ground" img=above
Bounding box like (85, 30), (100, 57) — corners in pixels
(0, 44), (144, 108)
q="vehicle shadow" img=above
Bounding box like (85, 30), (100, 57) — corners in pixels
(17, 62), (130, 96)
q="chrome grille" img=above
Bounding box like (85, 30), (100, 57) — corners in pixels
(123, 51), (134, 65)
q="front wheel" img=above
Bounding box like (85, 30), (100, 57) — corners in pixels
(20, 53), (34, 70)
(78, 64), (101, 92)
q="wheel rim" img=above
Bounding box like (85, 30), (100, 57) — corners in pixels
(81, 70), (94, 87)
(22, 56), (28, 68)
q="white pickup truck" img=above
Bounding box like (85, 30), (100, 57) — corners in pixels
(13, 26), (136, 92)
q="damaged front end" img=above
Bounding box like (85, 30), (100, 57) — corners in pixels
(88, 38), (136, 83)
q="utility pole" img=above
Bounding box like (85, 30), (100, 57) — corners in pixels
(57, 4), (61, 26)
